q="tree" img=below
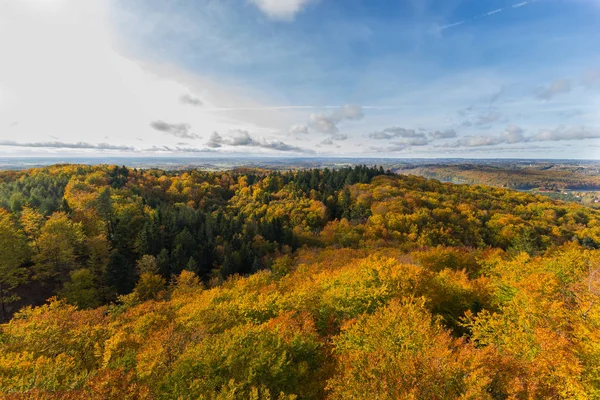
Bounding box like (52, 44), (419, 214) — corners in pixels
(327, 299), (469, 399)
(136, 255), (159, 275)
(134, 273), (166, 302)
(33, 212), (84, 282)
(95, 188), (115, 241)
(0, 209), (30, 321)
(105, 250), (135, 295)
(185, 256), (197, 274)
(20, 206), (45, 252)
(59, 268), (102, 309)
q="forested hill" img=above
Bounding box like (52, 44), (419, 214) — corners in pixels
(397, 164), (600, 191)
(1, 164), (600, 398)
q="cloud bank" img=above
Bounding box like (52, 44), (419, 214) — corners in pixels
(443, 125), (600, 148)
(0, 140), (135, 151)
(369, 127), (427, 140)
(205, 130), (312, 153)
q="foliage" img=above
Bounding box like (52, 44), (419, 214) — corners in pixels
(0, 164), (600, 397)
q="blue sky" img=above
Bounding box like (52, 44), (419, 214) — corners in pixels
(1, 0), (599, 158)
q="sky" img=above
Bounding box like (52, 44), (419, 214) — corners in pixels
(0, 0), (599, 158)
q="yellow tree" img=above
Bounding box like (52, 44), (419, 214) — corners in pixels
(327, 298), (471, 399)
(34, 211), (85, 282)
(20, 205), (45, 252)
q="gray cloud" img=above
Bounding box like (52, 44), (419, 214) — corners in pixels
(229, 130), (256, 146)
(533, 126), (600, 141)
(429, 129), (457, 139)
(144, 145), (217, 153)
(0, 140), (135, 151)
(289, 124), (308, 135)
(331, 133), (349, 141)
(319, 133), (349, 146)
(536, 79), (571, 100)
(180, 93), (203, 107)
(150, 120), (202, 140)
(262, 140), (311, 152)
(206, 131), (223, 148)
(369, 127), (427, 140)
(369, 144), (407, 153)
(437, 145), (570, 155)
(399, 137), (430, 146)
(229, 130), (312, 152)
(173, 147), (215, 153)
(367, 128), (434, 152)
(206, 130), (313, 153)
(307, 104), (364, 134)
(443, 124), (600, 149)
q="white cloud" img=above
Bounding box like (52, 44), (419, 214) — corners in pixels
(332, 104), (364, 121)
(307, 104), (364, 134)
(443, 125), (600, 149)
(0, 0), (302, 155)
(503, 125), (527, 143)
(445, 125), (527, 147)
(308, 113), (339, 134)
(249, 0), (316, 21)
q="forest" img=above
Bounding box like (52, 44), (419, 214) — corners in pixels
(1, 163), (600, 399)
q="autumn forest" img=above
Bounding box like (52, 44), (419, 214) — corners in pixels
(1, 163), (600, 399)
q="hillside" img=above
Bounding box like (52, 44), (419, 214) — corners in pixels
(397, 163), (600, 191)
(1, 164), (600, 398)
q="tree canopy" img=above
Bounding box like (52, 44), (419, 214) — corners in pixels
(0, 163), (599, 398)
